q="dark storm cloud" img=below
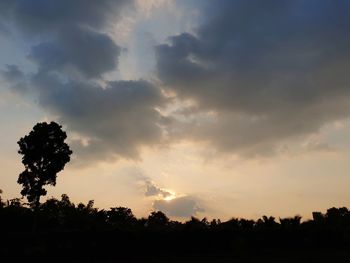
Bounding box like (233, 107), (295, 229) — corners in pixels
(30, 72), (167, 161)
(153, 195), (204, 218)
(1, 64), (27, 93)
(157, 0), (350, 156)
(0, 0), (130, 77)
(0, 0), (131, 35)
(0, 22), (9, 35)
(0, 0), (169, 163)
(1, 65), (24, 83)
(29, 26), (121, 78)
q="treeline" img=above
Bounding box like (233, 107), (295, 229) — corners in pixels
(1, 194), (350, 262)
(2, 193), (350, 232)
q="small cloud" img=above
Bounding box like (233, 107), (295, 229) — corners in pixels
(153, 195), (204, 218)
(301, 134), (337, 154)
(126, 168), (173, 199)
(303, 141), (336, 153)
(144, 180), (172, 198)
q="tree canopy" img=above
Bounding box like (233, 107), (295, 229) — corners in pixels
(17, 122), (72, 207)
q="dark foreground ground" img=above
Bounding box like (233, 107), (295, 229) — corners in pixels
(1, 230), (350, 263)
(1, 197), (350, 262)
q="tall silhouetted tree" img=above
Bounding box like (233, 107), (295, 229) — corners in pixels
(17, 122), (72, 208)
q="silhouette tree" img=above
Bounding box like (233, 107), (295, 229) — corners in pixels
(107, 207), (136, 228)
(17, 122), (72, 208)
(325, 207), (350, 226)
(279, 215), (302, 228)
(184, 216), (209, 231)
(257, 215), (278, 229)
(210, 218), (221, 228)
(147, 211), (169, 229)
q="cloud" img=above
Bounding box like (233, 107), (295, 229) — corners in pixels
(1, 64), (27, 93)
(145, 181), (172, 198)
(29, 26), (121, 78)
(3, 0), (350, 163)
(0, 22), (10, 35)
(156, 0), (350, 157)
(0, 1), (132, 79)
(0, 0), (170, 163)
(0, 0), (132, 35)
(1, 65), (23, 81)
(302, 140), (336, 154)
(153, 195), (204, 218)
(130, 170), (172, 198)
(28, 72), (167, 161)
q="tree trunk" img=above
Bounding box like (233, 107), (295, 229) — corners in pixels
(32, 196), (40, 233)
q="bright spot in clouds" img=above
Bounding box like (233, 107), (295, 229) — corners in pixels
(163, 191), (176, 202)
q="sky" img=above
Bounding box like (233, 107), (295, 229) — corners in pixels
(1, 0), (350, 221)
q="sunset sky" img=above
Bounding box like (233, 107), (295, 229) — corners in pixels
(1, 0), (350, 221)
